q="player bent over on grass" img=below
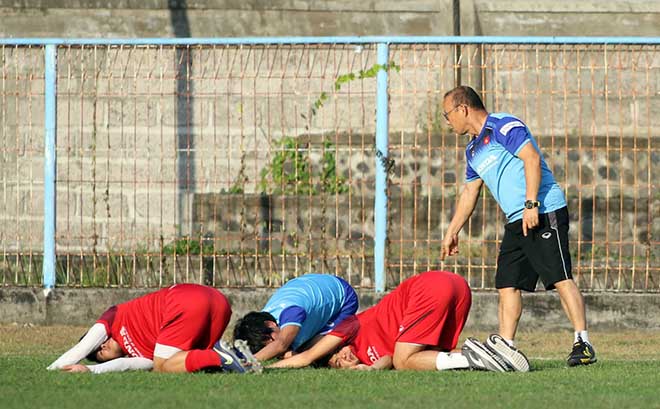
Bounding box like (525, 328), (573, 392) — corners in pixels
(47, 283), (260, 374)
(233, 274), (358, 362)
(270, 271), (527, 372)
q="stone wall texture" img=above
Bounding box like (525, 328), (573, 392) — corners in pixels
(2, 287), (660, 332)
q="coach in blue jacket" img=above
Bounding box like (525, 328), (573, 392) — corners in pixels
(440, 85), (596, 368)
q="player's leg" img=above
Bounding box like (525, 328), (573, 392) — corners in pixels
(497, 287), (522, 341)
(392, 342), (437, 370)
(525, 208), (596, 366)
(393, 272), (472, 371)
(496, 224), (537, 343)
(155, 285), (258, 373)
(153, 344), (256, 373)
(153, 351), (189, 373)
(555, 279), (596, 366)
(555, 279), (586, 332)
(393, 342), (504, 372)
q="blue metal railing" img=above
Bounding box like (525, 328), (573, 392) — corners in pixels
(2, 36), (660, 45)
(1, 35), (657, 292)
(42, 44), (57, 293)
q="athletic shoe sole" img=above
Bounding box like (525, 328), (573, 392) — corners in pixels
(213, 340), (249, 373)
(486, 334), (530, 372)
(567, 357), (598, 366)
(234, 339), (263, 374)
(463, 337), (509, 372)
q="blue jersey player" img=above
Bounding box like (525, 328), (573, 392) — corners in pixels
(440, 86), (596, 368)
(233, 274), (358, 362)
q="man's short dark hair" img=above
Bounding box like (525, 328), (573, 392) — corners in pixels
(233, 311), (277, 354)
(444, 85), (485, 110)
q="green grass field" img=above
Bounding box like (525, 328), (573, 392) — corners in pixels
(2, 326), (659, 409)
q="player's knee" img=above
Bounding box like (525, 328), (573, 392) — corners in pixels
(392, 355), (410, 370)
(152, 360), (166, 372)
(152, 356), (179, 373)
(498, 287), (520, 296)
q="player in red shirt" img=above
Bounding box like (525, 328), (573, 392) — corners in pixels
(47, 284), (260, 374)
(271, 271), (528, 372)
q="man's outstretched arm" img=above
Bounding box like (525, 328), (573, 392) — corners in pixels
(47, 323), (107, 370)
(62, 357), (154, 374)
(441, 178), (483, 260)
(269, 334), (344, 369)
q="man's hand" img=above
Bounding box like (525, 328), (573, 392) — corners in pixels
(440, 233), (460, 261)
(61, 364), (90, 373)
(522, 208), (539, 236)
(350, 364), (373, 371)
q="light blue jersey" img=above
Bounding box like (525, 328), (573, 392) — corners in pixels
(262, 274), (358, 351)
(465, 113), (567, 222)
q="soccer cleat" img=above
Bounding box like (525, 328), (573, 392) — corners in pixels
(213, 340), (251, 373)
(233, 339), (263, 374)
(462, 337), (510, 372)
(485, 334), (530, 372)
(567, 337), (597, 367)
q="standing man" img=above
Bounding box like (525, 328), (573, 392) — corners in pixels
(439, 85), (596, 367)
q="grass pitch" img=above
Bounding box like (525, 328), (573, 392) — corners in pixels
(1, 326), (659, 409)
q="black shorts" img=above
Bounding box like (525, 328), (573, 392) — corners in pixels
(496, 207), (573, 291)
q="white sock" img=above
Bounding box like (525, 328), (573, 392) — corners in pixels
(435, 352), (470, 371)
(504, 338), (515, 347)
(575, 330), (590, 344)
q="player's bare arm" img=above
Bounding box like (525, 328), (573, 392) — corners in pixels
(517, 143), (542, 236)
(268, 334), (343, 369)
(254, 324), (300, 361)
(441, 178), (483, 260)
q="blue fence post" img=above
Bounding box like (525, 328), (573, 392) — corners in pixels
(374, 42), (389, 293)
(43, 44), (57, 293)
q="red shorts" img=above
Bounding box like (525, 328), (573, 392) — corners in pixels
(396, 271), (472, 351)
(156, 284), (232, 351)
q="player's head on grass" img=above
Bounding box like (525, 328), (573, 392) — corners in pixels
(233, 311), (278, 353)
(327, 345), (360, 369)
(81, 334), (125, 363)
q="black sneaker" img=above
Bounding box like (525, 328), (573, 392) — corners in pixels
(567, 337), (597, 367)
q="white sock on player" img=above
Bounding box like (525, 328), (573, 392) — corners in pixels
(435, 352), (470, 371)
(575, 330), (590, 344)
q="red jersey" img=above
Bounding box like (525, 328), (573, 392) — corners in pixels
(97, 284), (231, 360)
(330, 271), (471, 365)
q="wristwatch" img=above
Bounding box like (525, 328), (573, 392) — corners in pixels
(524, 200), (541, 209)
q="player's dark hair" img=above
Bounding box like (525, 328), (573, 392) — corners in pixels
(311, 352), (333, 368)
(233, 311), (277, 353)
(79, 333), (102, 363)
(444, 85), (486, 110)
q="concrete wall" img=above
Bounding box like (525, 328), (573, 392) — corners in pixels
(1, 1), (659, 37)
(2, 287), (660, 331)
